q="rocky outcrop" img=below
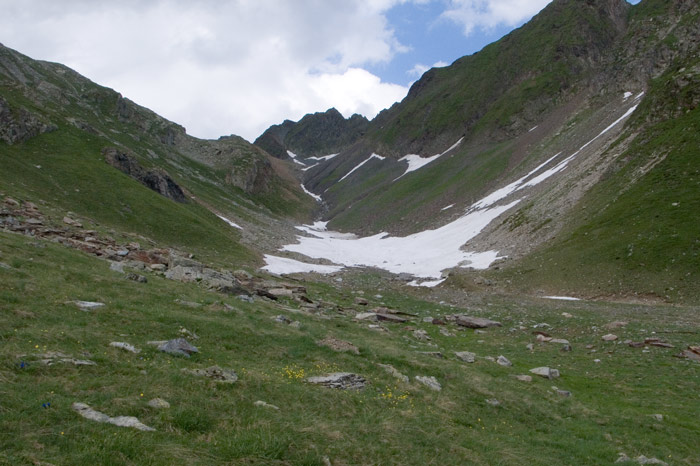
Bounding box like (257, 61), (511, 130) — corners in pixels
(255, 108), (369, 159)
(102, 147), (187, 203)
(0, 96), (56, 144)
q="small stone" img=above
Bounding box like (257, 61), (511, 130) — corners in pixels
(178, 327), (198, 339)
(561, 344), (572, 352)
(556, 389), (572, 397)
(530, 367), (560, 379)
(526, 343), (534, 351)
(147, 398), (170, 409)
(254, 400), (280, 410)
(377, 363), (409, 383)
(109, 342), (140, 354)
(536, 334), (552, 343)
(413, 329), (431, 341)
(497, 355), (512, 367)
(126, 273), (147, 283)
(109, 262), (125, 273)
(237, 294), (254, 303)
(158, 338), (198, 357)
(273, 315), (292, 324)
(289, 321), (302, 329)
(150, 264), (166, 271)
(415, 375), (441, 391)
(561, 312), (573, 318)
(354, 297), (369, 306)
(485, 398), (500, 407)
(602, 334), (618, 341)
(73, 300), (105, 311)
(550, 338), (570, 345)
(515, 375), (532, 382)
(439, 327), (454, 337)
(354, 312), (378, 321)
(63, 217), (83, 228)
(454, 351), (476, 363)
(651, 414), (663, 422)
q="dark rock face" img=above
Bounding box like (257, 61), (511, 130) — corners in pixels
(255, 108), (369, 159)
(0, 96), (56, 144)
(102, 147), (187, 203)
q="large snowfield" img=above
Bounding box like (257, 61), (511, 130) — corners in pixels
(263, 96), (641, 285)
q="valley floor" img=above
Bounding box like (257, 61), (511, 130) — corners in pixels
(2, 227), (699, 465)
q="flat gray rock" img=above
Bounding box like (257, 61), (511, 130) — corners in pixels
(109, 342), (140, 354)
(72, 402), (155, 431)
(147, 398), (170, 409)
(415, 375), (441, 391)
(158, 338), (198, 357)
(307, 372), (366, 390)
(454, 315), (502, 329)
(454, 351), (476, 363)
(530, 367), (560, 379)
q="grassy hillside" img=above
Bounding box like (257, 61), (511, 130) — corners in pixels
(493, 56), (700, 303)
(2, 228), (699, 465)
(0, 44), (314, 268)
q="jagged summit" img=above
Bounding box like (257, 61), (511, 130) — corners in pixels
(254, 108), (368, 159)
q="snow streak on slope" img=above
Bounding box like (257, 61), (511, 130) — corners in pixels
(301, 183), (322, 202)
(394, 138), (464, 181)
(264, 100), (641, 284)
(339, 153), (385, 182)
(287, 150), (307, 166)
(306, 154), (339, 162)
(216, 214), (243, 230)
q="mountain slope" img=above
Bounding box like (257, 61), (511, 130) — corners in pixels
(0, 43), (315, 267)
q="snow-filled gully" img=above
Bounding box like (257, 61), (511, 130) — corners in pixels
(264, 96), (642, 286)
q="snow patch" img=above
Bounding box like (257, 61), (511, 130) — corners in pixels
(216, 214), (242, 230)
(301, 184), (322, 202)
(543, 296), (581, 301)
(263, 103), (640, 282)
(261, 255), (342, 275)
(301, 163), (319, 172)
(306, 153), (339, 162)
(623, 91), (633, 100)
(339, 153), (385, 182)
(441, 204), (455, 211)
(529, 125), (538, 132)
(408, 278), (446, 288)
(394, 138), (464, 181)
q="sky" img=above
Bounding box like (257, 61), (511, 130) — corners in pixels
(0, 0), (641, 141)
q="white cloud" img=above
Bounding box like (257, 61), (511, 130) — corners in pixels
(442, 0), (552, 35)
(407, 60), (450, 78)
(0, 0), (412, 140)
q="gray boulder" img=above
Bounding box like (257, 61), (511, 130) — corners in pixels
(158, 338), (198, 357)
(307, 372), (366, 390)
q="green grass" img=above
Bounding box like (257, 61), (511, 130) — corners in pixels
(1, 230), (699, 465)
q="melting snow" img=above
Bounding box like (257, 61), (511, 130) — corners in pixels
(441, 204), (455, 211)
(301, 184), (322, 202)
(261, 255), (343, 275)
(543, 296), (581, 301)
(306, 153), (339, 162)
(301, 163), (319, 171)
(395, 138), (464, 181)
(216, 214), (242, 230)
(264, 103), (640, 286)
(529, 126), (538, 132)
(623, 91), (633, 100)
(287, 150), (307, 166)
(339, 153), (385, 182)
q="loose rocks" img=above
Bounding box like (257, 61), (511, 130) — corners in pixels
(307, 373), (366, 390)
(183, 366), (238, 383)
(157, 338), (198, 357)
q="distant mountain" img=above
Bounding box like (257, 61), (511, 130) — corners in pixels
(255, 108), (368, 159)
